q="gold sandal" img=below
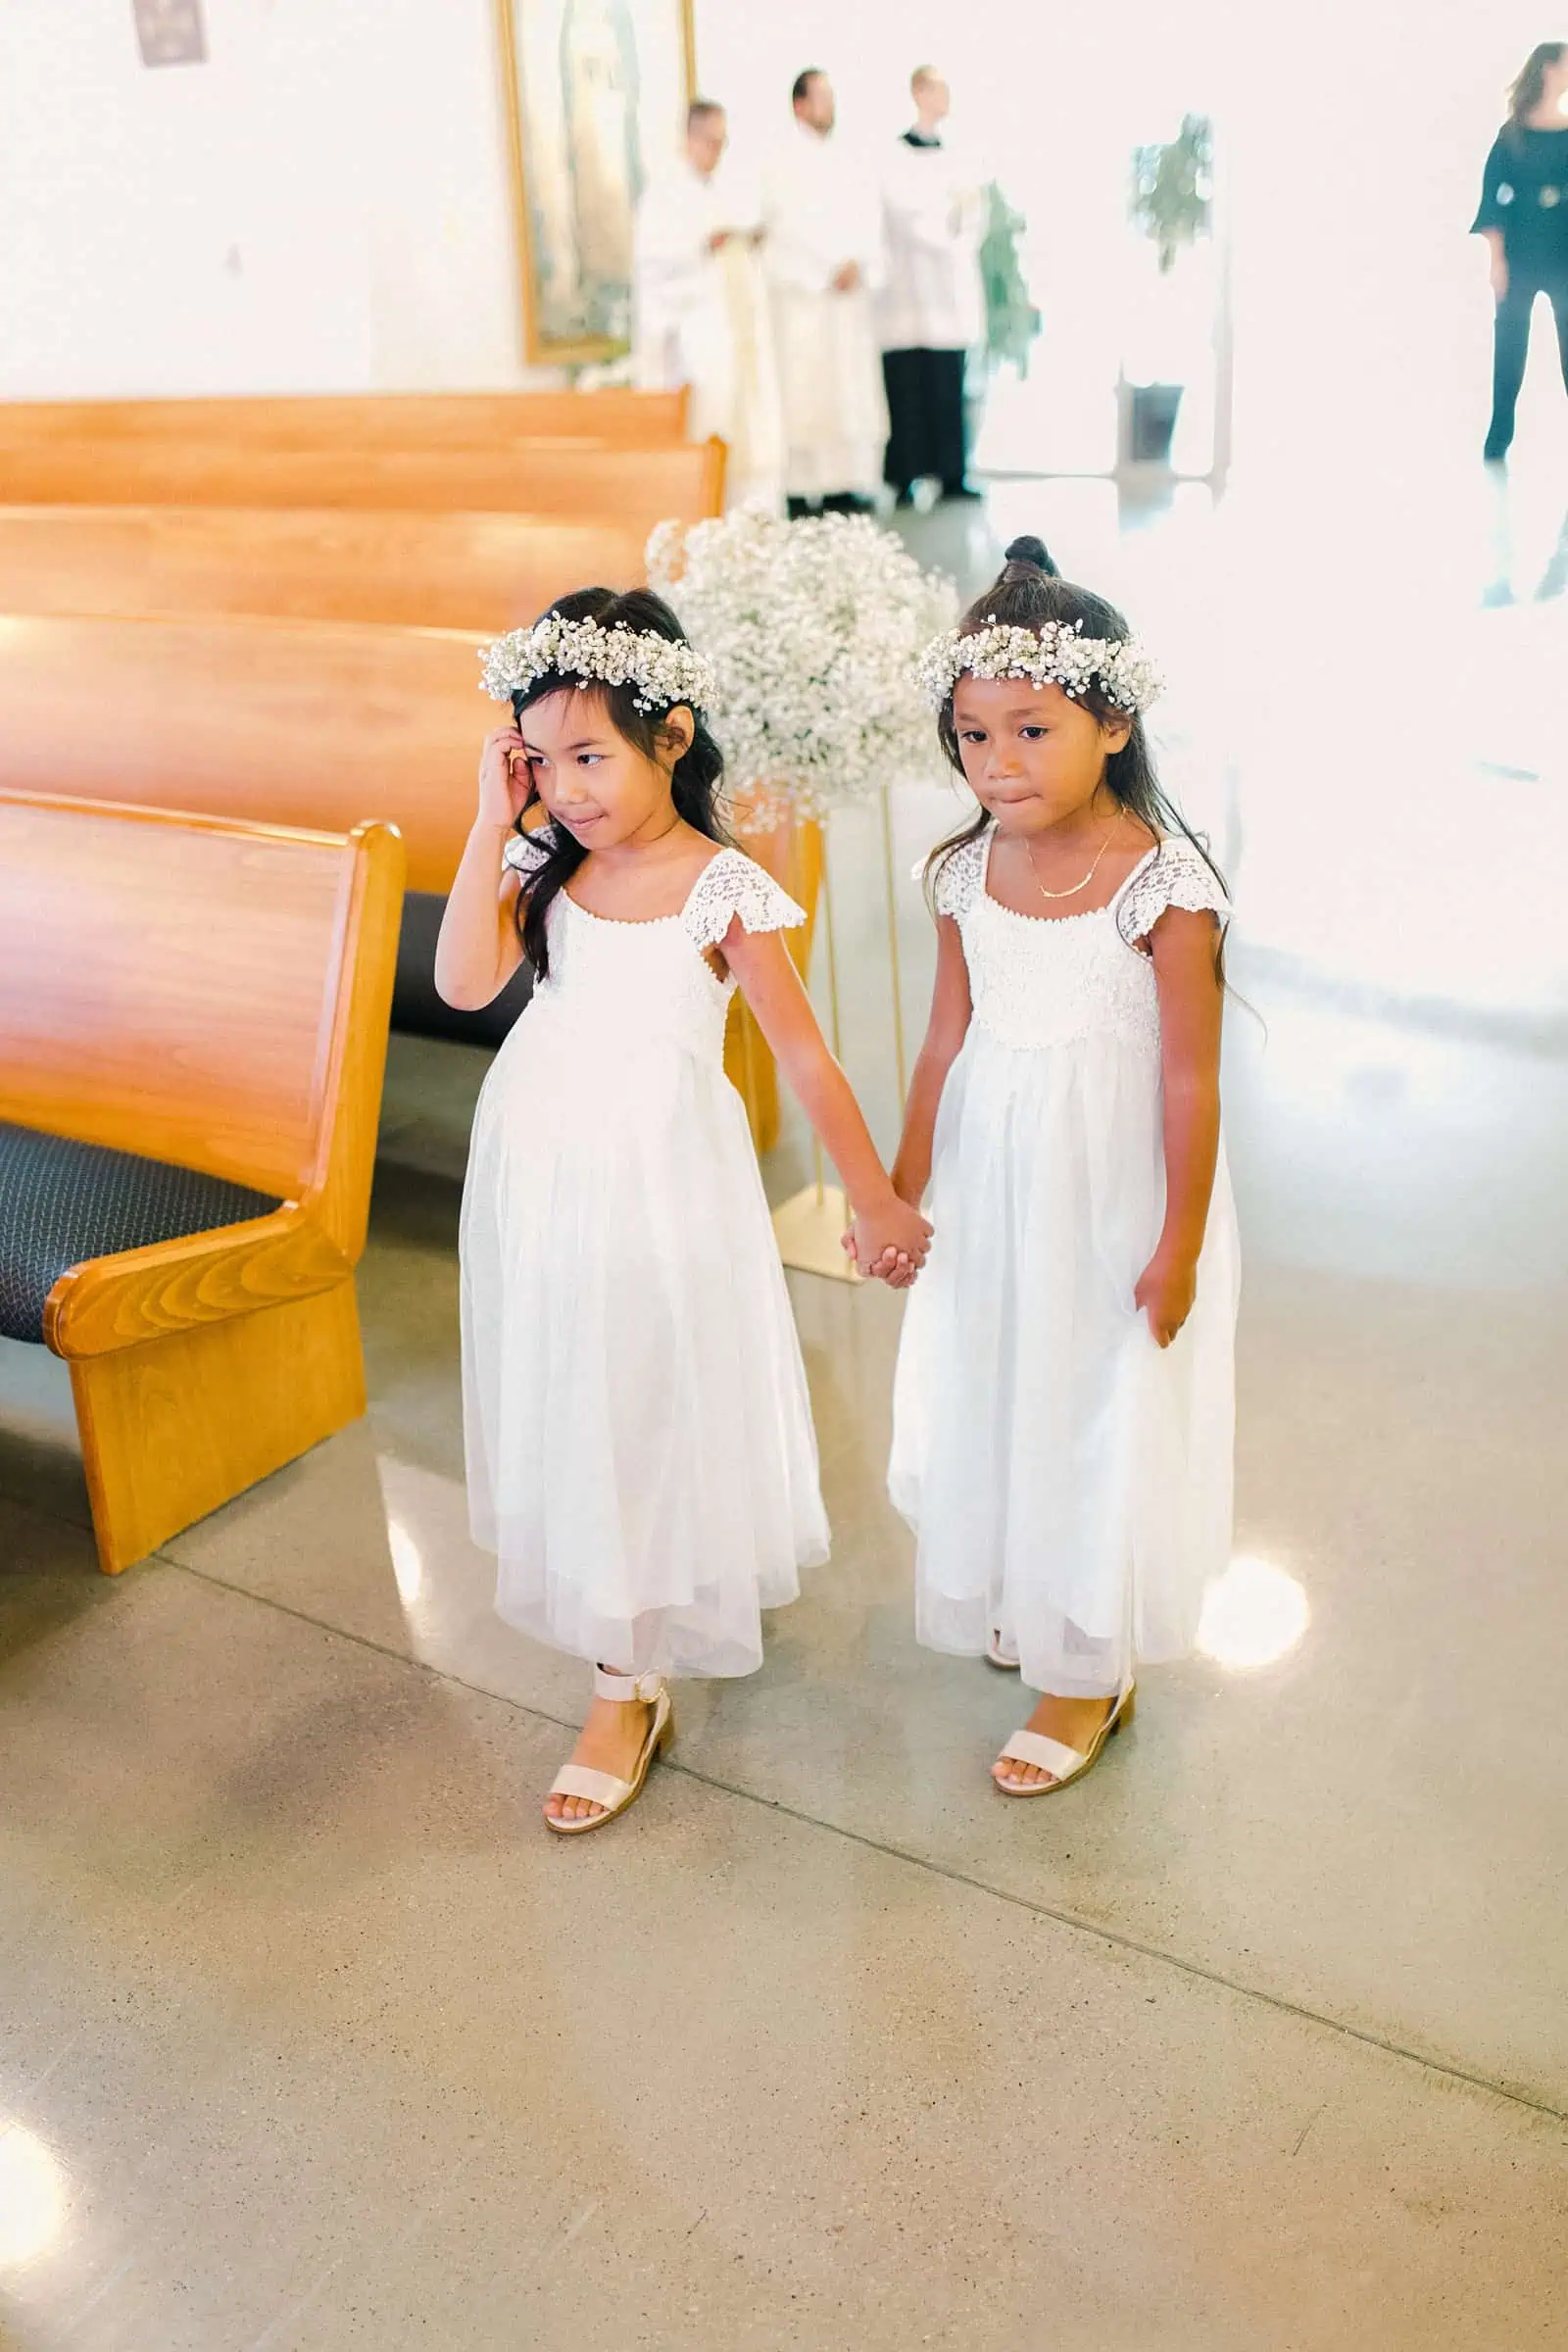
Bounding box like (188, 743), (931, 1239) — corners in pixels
(544, 1668), (674, 1835)
(994, 1684), (1136, 1798)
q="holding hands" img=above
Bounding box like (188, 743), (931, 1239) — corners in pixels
(844, 1192), (932, 1289)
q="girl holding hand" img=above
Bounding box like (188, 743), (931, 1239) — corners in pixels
(882, 539), (1239, 1798)
(437, 586), (930, 1835)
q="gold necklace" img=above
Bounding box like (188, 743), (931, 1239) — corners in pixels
(1025, 823), (1116, 904)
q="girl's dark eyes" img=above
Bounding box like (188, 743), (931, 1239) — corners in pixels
(1019, 726), (1049, 740)
(959, 729), (988, 745)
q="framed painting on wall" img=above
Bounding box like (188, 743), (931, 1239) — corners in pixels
(133, 0), (207, 66)
(496, 0), (698, 368)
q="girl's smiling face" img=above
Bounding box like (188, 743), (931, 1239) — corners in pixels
(952, 676), (1131, 833)
(519, 685), (691, 849)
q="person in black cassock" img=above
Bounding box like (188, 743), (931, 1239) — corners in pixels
(877, 68), (986, 507)
(1473, 41), (1568, 462)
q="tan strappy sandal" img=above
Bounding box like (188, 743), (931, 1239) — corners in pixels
(994, 1683), (1136, 1798)
(545, 1667), (674, 1835)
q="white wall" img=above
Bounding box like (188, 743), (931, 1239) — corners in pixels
(0, 0), (964, 402)
(0, 0), (536, 397)
(692, 0), (956, 158)
(1219, 0), (1558, 471)
(700, 0), (1560, 478)
(2, 0), (1558, 428)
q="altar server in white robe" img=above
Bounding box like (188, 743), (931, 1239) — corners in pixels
(878, 68), (987, 506)
(760, 70), (889, 515)
(633, 100), (784, 512)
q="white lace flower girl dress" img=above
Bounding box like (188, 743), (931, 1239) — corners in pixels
(889, 828), (1241, 1698)
(461, 834), (829, 1678)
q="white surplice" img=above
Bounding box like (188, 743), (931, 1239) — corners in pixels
(632, 161), (784, 512)
(876, 134), (986, 355)
(760, 122), (889, 502)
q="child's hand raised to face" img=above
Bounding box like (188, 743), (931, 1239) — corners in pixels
(477, 724), (533, 832)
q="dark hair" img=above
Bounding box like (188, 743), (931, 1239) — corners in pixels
(508, 586), (726, 980)
(792, 68), (823, 108)
(928, 534), (1230, 970)
(1506, 41), (1565, 141)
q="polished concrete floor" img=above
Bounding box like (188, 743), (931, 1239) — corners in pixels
(3, 453), (1567, 2349)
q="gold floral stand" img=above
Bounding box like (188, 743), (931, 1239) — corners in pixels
(723, 808), (823, 1155)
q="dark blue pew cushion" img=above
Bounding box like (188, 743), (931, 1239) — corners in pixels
(0, 1123), (282, 1346)
(391, 890), (533, 1048)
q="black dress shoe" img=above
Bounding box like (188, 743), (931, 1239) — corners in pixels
(786, 496), (816, 519)
(822, 492), (877, 516)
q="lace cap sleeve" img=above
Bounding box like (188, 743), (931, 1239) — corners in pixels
(1116, 835), (1231, 950)
(683, 849), (808, 954)
(923, 829), (989, 921)
(502, 822), (560, 881)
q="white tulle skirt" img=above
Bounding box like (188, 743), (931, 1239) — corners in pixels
(889, 1026), (1240, 1698)
(461, 1015), (827, 1679)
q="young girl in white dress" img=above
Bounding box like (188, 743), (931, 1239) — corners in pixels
(436, 588), (931, 1836)
(883, 538), (1239, 1797)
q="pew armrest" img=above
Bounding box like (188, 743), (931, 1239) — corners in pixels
(42, 1203), (352, 1359)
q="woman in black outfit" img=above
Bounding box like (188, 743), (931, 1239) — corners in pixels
(1474, 42), (1568, 461)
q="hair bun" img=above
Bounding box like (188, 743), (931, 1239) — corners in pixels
(1003, 534), (1058, 577)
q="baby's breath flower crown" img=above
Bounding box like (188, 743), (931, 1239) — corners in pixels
(479, 612), (715, 716)
(917, 618), (1163, 717)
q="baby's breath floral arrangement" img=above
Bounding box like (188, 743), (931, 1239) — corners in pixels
(479, 611), (715, 716)
(917, 617), (1163, 716)
(647, 511), (957, 833)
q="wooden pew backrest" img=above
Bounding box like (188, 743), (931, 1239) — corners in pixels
(0, 505), (647, 631)
(0, 789), (404, 1573)
(0, 389), (689, 450)
(0, 437), (727, 524)
(0, 612), (490, 897)
(0, 793), (393, 1199)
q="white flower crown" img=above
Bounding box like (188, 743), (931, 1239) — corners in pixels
(917, 618), (1163, 716)
(479, 612), (716, 715)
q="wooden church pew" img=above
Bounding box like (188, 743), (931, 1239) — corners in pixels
(0, 790), (404, 1573)
(0, 606), (795, 1147)
(0, 436), (727, 525)
(0, 608), (529, 1047)
(0, 504), (648, 631)
(0, 387), (689, 451)
(0, 610), (486, 897)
